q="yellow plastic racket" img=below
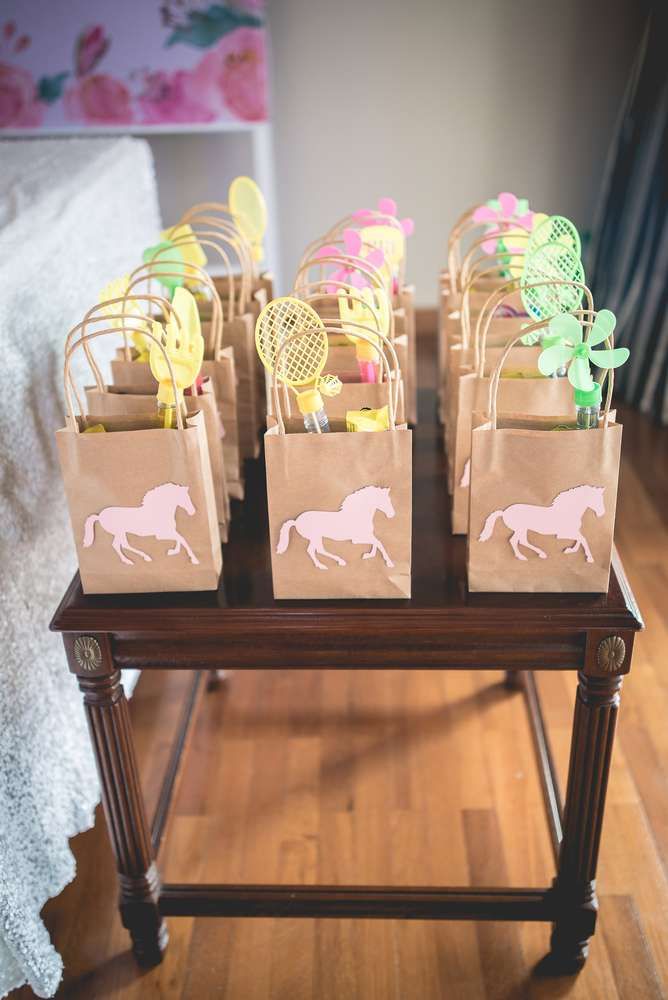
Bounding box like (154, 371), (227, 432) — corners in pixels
(149, 287), (204, 428)
(229, 176), (267, 264)
(255, 296), (340, 427)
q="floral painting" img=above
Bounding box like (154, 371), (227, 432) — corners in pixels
(0, 0), (267, 131)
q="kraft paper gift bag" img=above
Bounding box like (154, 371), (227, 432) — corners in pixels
(202, 313), (258, 461)
(467, 410), (622, 594)
(264, 359), (412, 600)
(450, 355), (574, 533)
(211, 275), (269, 416)
(466, 333), (622, 593)
(85, 377), (230, 542)
(58, 332), (222, 594)
(112, 345), (243, 501)
(105, 255), (244, 498)
(394, 285), (417, 424)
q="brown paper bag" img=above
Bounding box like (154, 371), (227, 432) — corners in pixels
(450, 352), (575, 533)
(264, 339), (412, 599)
(59, 332), (222, 594)
(395, 285), (417, 424)
(111, 346), (243, 501)
(467, 411), (622, 593)
(210, 273), (270, 419)
(85, 377), (230, 541)
(202, 313), (258, 461)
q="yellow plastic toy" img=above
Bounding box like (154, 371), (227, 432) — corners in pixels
(360, 224), (405, 282)
(346, 405), (390, 432)
(337, 286), (390, 382)
(255, 296), (341, 433)
(149, 287), (204, 428)
(229, 176), (267, 264)
(161, 223), (208, 273)
(98, 276), (151, 359)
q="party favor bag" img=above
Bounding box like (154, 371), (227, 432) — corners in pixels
(58, 332), (222, 594)
(85, 377), (230, 542)
(467, 354), (622, 593)
(450, 344), (574, 533)
(264, 340), (412, 599)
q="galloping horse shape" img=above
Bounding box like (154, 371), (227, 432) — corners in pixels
(276, 485), (395, 571)
(83, 482), (199, 566)
(478, 485), (605, 563)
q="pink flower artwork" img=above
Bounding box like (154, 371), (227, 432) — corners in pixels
(196, 27), (267, 122)
(64, 73), (133, 125)
(0, 61), (43, 127)
(137, 68), (216, 125)
(75, 25), (109, 77)
(0, 6), (268, 130)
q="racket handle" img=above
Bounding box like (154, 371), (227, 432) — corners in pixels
(158, 402), (175, 429)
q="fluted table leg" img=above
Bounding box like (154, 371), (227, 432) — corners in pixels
(78, 666), (168, 966)
(548, 670), (622, 972)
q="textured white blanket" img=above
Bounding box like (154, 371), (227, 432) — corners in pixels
(0, 137), (161, 998)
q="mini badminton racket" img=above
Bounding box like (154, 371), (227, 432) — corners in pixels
(255, 296), (341, 433)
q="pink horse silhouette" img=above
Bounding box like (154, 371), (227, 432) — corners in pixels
(83, 482), (199, 566)
(479, 485), (605, 563)
(276, 485), (395, 570)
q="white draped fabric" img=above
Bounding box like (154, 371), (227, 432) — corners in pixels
(0, 137), (160, 997)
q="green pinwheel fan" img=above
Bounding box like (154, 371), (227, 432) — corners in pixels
(538, 310), (630, 390)
(520, 242), (585, 323)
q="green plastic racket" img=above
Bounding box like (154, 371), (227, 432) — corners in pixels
(520, 242), (585, 322)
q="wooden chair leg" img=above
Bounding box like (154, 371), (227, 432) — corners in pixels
(546, 670), (623, 972)
(78, 668), (168, 966)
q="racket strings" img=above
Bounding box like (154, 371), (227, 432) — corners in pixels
(528, 216), (580, 257)
(257, 300), (327, 387)
(521, 244), (584, 319)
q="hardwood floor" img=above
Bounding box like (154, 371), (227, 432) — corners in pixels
(15, 403), (668, 999)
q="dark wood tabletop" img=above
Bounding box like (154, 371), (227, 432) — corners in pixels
(50, 336), (642, 672)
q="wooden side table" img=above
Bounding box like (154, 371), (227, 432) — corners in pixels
(51, 356), (642, 975)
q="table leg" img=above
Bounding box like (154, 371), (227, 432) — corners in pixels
(78, 668), (168, 966)
(548, 670), (622, 972)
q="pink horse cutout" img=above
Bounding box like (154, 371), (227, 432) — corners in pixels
(83, 482), (199, 566)
(478, 485), (605, 563)
(276, 485), (395, 571)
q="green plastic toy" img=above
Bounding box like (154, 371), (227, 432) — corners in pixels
(537, 310), (629, 390)
(520, 242), (585, 323)
(527, 215), (581, 260)
(142, 240), (186, 296)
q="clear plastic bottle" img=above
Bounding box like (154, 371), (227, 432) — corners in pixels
(297, 388), (330, 433)
(575, 383), (602, 430)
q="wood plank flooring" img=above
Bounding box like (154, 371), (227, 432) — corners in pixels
(13, 408), (668, 1000)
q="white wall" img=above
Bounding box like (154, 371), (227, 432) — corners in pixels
(267, 0), (641, 304)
